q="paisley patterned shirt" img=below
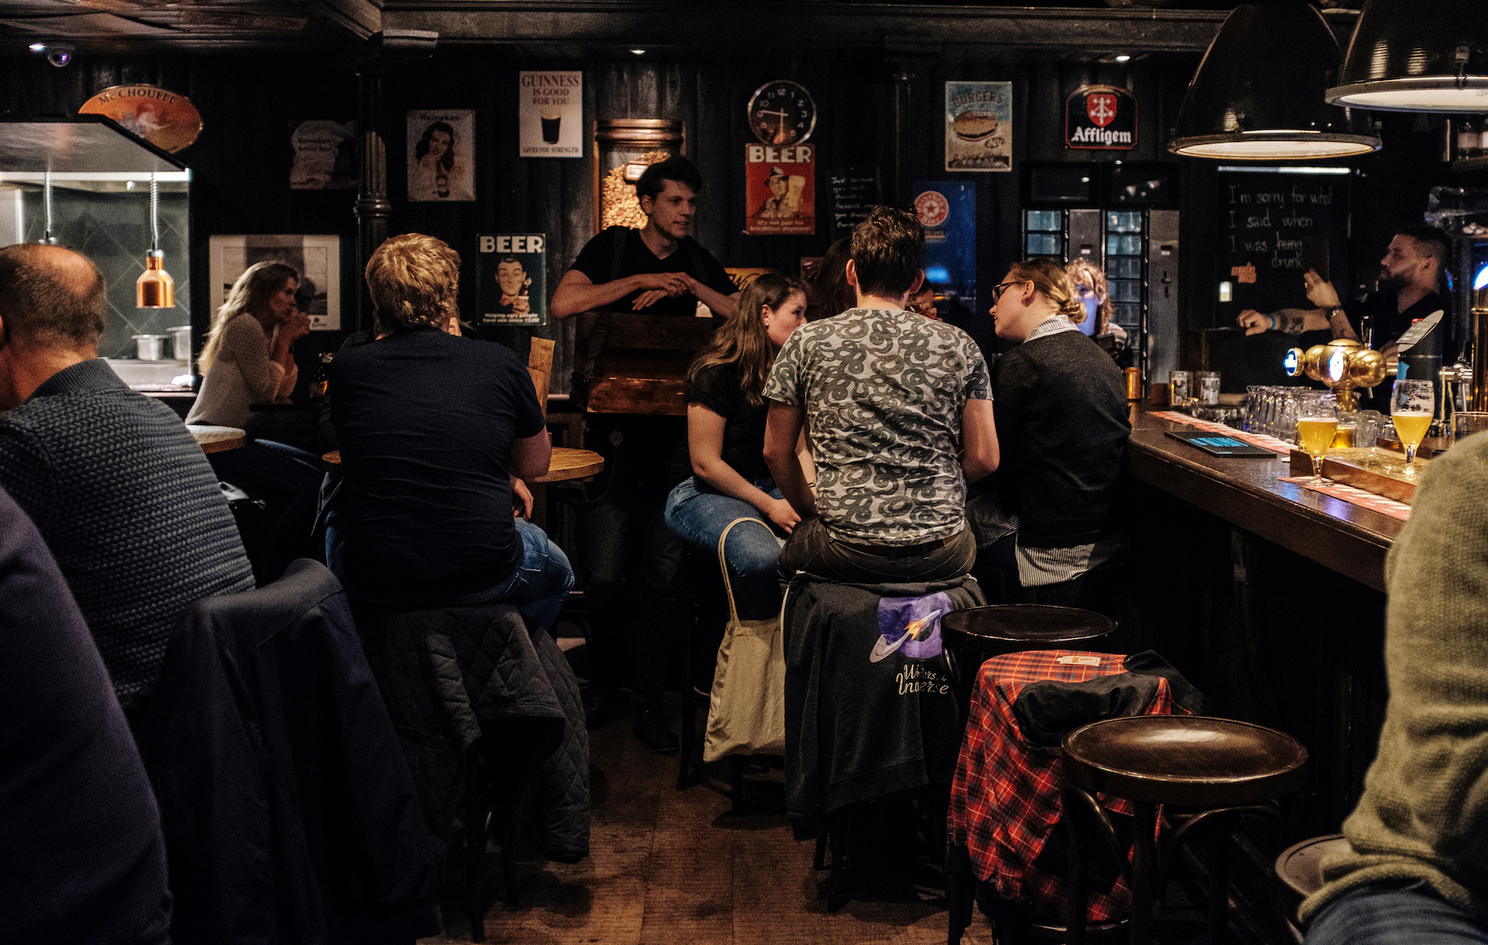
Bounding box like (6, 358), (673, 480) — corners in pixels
(763, 307), (991, 545)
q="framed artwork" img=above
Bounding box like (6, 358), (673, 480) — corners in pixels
(478, 233), (548, 327)
(407, 109), (476, 202)
(207, 234), (341, 331)
(290, 120), (356, 190)
(519, 71), (582, 158)
(946, 81), (1012, 173)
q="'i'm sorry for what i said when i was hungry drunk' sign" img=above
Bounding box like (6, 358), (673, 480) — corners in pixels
(1065, 85), (1137, 151)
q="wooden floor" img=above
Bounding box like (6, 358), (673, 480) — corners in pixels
(418, 715), (993, 945)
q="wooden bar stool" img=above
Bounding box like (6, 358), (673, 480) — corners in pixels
(1061, 716), (1308, 945)
(941, 604), (1117, 720)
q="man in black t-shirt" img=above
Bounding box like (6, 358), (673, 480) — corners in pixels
(550, 157), (739, 753)
(1237, 225), (1452, 357)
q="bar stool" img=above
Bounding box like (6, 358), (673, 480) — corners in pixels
(941, 604), (1117, 720)
(1061, 716), (1309, 945)
(1274, 834), (1349, 944)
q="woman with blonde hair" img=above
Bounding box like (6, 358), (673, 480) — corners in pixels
(1064, 257), (1128, 357)
(971, 257), (1130, 605)
(187, 261), (309, 429)
(665, 270), (812, 616)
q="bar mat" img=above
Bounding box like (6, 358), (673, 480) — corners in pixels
(1278, 476), (1412, 521)
(1148, 410), (1295, 454)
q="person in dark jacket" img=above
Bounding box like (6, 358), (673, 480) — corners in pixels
(0, 486), (171, 945)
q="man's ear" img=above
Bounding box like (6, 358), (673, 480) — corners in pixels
(639, 193), (654, 217)
(909, 270), (925, 296)
(845, 258), (859, 289)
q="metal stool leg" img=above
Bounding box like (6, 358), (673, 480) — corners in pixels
(1130, 802), (1158, 945)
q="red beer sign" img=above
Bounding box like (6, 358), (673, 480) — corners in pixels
(1065, 85), (1137, 151)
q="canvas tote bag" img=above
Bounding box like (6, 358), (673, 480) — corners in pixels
(702, 517), (787, 762)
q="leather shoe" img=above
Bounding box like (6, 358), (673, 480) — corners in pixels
(631, 702), (678, 754)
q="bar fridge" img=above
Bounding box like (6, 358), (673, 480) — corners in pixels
(1021, 162), (1180, 394)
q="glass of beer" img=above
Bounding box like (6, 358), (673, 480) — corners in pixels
(1391, 378), (1434, 474)
(1295, 391), (1339, 485)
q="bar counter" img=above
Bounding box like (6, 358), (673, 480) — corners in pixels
(1127, 409), (1400, 592)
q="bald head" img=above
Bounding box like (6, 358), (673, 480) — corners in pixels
(0, 244), (107, 353)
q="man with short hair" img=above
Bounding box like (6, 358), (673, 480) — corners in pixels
(0, 243), (254, 716)
(763, 206), (1000, 583)
(549, 155), (741, 753)
(329, 233), (572, 628)
(1237, 225), (1452, 356)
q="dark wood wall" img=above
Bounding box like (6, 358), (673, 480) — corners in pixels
(4, 44), (1483, 386)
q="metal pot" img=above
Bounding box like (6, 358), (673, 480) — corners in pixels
(168, 325), (193, 362)
(133, 334), (169, 361)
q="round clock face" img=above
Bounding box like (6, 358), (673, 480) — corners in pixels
(748, 80), (817, 147)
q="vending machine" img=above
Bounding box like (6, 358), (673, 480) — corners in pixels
(1021, 161), (1180, 394)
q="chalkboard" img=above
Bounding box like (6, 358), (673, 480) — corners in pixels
(827, 167), (881, 240)
(1216, 170), (1352, 321)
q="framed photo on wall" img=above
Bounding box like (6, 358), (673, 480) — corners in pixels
(207, 235), (341, 331)
(407, 109), (476, 202)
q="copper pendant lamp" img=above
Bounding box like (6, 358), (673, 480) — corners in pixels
(136, 172), (174, 309)
(1327, 0), (1488, 112)
(1170, 0), (1381, 159)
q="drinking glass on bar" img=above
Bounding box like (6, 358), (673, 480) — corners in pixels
(1391, 378), (1434, 475)
(1295, 391), (1338, 486)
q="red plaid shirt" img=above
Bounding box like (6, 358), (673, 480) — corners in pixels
(948, 650), (1178, 922)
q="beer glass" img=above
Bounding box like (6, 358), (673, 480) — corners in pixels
(1391, 379), (1434, 474)
(1295, 392), (1338, 485)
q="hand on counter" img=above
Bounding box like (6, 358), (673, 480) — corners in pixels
(630, 272), (691, 311)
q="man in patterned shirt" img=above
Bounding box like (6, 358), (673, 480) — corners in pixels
(762, 206), (999, 583)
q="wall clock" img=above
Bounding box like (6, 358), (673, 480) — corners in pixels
(747, 80), (817, 147)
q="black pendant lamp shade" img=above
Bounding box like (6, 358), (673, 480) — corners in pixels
(1327, 0), (1488, 112)
(1170, 1), (1381, 159)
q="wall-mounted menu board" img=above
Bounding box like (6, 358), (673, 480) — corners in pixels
(1215, 169), (1353, 322)
(826, 167), (881, 239)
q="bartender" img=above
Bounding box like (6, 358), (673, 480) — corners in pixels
(550, 155), (739, 754)
(1236, 225), (1452, 360)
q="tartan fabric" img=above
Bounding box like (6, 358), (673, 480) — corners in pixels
(948, 649), (1176, 922)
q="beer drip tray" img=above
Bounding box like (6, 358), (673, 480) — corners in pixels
(1287, 447), (1422, 505)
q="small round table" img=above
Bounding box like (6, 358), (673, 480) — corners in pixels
(320, 446), (604, 483)
(187, 424), (247, 454)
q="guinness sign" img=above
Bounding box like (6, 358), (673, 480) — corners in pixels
(1065, 85), (1137, 151)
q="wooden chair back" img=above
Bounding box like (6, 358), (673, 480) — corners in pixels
(528, 336), (555, 418)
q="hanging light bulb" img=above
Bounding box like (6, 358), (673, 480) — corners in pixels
(136, 172), (174, 309)
(38, 170), (59, 245)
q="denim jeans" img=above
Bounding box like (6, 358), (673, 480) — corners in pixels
(456, 517), (575, 637)
(664, 475), (785, 620)
(1306, 881), (1488, 945)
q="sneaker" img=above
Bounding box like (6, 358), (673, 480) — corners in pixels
(631, 702), (679, 754)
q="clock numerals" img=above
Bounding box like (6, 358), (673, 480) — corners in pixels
(748, 80), (816, 147)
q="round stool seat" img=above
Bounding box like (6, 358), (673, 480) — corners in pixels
(1276, 833), (1349, 900)
(941, 604), (1116, 661)
(1062, 716), (1309, 807)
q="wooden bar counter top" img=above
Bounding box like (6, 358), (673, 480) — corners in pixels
(1127, 408), (1399, 593)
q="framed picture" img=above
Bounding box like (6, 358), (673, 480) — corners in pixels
(207, 235), (341, 331)
(407, 109), (476, 202)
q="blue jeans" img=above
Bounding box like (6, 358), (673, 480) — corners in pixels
(456, 517), (575, 636)
(665, 475), (785, 620)
(1306, 881), (1488, 945)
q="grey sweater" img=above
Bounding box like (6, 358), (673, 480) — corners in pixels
(0, 359), (254, 708)
(1301, 432), (1488, 922)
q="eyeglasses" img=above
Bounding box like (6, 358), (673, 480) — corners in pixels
(991, 280), (1028, 302)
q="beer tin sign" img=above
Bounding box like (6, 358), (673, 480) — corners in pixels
(1065, 85), (1138, 151)
(478, 233), (547, 327)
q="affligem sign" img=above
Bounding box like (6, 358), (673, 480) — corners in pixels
(1065, 84), (1138, 151)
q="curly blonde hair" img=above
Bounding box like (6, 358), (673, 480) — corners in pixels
(1065, 257), (1114, 334)
(366, 233), (461, 334)
(198, 261), (298, 375)
(1007, 258), (1084, 323)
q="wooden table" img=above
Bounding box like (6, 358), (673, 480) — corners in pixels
(320, 446), (604, 484)
(187, 424), (247, 454)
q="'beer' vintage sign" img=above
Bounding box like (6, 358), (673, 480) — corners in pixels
(1065, 85), (1138, 151)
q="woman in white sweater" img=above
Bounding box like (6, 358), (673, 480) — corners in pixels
(186, 261), (310, 429)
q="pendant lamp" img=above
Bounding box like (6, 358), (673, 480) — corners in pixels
(136, 172), (174, 308)
(1170, 0), (1381, 159)
(1327, 0), (1488, 112)
(38, 171), (59, 245)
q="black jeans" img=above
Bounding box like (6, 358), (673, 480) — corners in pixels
(777, 518), (976, 586)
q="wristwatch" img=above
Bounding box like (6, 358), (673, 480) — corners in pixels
(1326, 306), (1347, 322)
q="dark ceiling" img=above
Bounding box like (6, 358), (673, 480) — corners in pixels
(0, 1), (1363, 57)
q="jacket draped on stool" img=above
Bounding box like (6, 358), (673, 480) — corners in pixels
(137, 559), (442, 945)
(365, 604), (590, 864)
(783, 574), (987, 839)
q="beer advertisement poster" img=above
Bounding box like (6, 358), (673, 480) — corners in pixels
(478, 233), (547, 327)
(945, 81), (1011, 173)
(289, 120), (356, 190)
(1065, 85), (1138, 150)
(745, 143), (815, 236)
(519, 71), (583, 158)
(407, 110), (476, 202)
(913, 181), (978, 313)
